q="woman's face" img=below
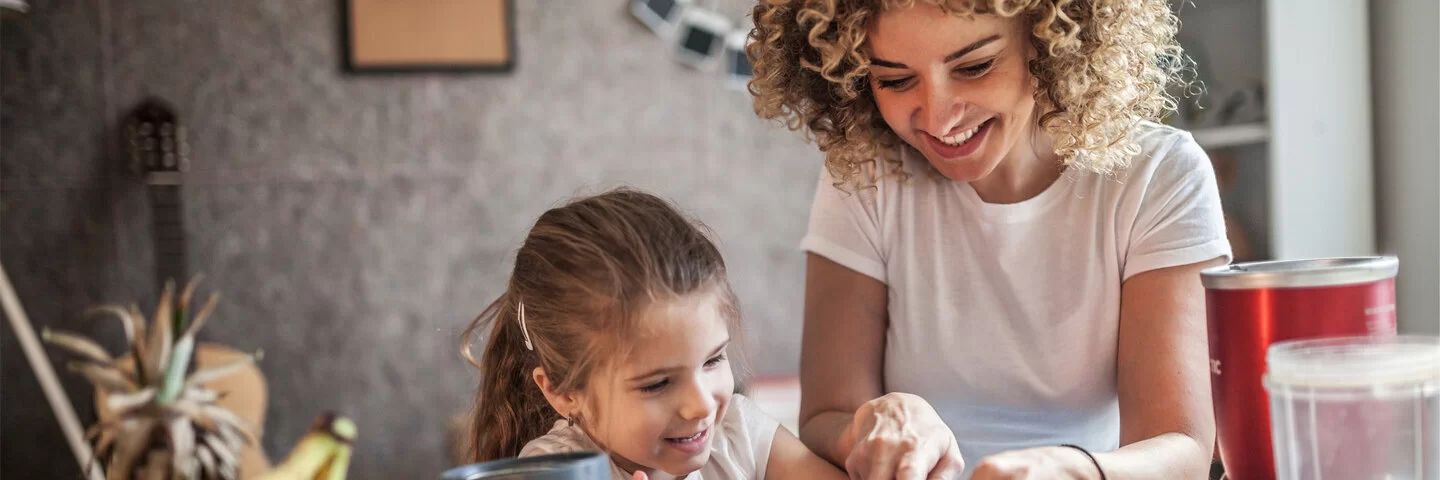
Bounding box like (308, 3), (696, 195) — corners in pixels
(867, 4), (1038, 183)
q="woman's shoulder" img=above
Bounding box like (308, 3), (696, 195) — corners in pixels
(1125, 121), (1208, 169)
(1113, 121), (1212, 185)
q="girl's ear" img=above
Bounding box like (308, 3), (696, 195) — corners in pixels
(533, 366), (584, 419)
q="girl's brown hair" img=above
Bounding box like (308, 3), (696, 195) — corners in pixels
(461, 188), (742, 462)
(747, 0), (1191, 188)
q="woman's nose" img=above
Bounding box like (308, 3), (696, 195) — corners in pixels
(920, 78), (964, 135)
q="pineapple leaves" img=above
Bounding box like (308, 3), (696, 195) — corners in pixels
(68, 361), (137, 392)
(157, 332), (195, 405)
(145, 281), (177, 385)
(184, 350), (261, 390)
(49, 275), (259, 480)
(41, 328), (113, 365)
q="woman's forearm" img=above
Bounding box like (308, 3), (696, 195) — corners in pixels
(1092, 432), (1212, 480)
(799, 410), (857, 467)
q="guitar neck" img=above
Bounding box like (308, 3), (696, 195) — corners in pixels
(128, 97), (191, 288)
(148, 184), (187, 288)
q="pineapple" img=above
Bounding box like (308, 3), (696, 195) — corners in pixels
(44, 278), (261, 480)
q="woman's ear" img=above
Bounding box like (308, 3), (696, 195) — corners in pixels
(533, 366), (583, 419)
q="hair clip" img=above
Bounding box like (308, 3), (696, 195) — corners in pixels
(518, 300), (534, 351)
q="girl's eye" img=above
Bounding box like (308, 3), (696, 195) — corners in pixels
(639, 379), (669, 393)
(876, 76), (914, 90)
(955, 60), (994, 76)
(704, 353), (727, 368)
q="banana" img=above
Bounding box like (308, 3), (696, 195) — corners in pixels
(252, 413), (357, 480)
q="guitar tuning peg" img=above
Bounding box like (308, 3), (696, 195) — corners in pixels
(125, 97), (184, 176)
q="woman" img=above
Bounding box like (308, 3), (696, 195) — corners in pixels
(747, 1), (1230, 479)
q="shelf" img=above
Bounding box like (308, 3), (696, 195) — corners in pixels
(1192, 123), (1269, 150)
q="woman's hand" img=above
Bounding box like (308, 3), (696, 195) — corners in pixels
(843, 392), (965, 480)
(970, 446), (1102, 480)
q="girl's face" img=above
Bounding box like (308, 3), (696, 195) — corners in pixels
(580, 291), (735, 477)
(867, 3), (1039, 183)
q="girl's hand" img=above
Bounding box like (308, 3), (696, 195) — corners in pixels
(843, 393), (965, 480)
(631, 472), (647, 480)
(970, 446), (1102, 480)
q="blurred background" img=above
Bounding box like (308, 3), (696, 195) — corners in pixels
(2, 0), (1435, 478)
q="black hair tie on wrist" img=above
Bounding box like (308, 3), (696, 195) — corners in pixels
(1059, 444), (1107, 480)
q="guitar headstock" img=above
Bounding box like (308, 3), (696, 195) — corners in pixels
(126, 97), (189, 176)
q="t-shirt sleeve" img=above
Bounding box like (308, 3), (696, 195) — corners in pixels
(799, 167), (888, 283)
(518, 422), (587, 458)
(719, 394), (782, 480)
(1123, 133), (1234, 280)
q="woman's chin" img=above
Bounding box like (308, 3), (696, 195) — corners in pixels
(921, 151), (997, 183)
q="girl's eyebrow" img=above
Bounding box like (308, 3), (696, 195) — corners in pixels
(626, 339), (731, 382)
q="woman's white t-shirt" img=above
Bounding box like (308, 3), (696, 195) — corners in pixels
(519, 394), (780, 480)
(801, 121), (1232, 478)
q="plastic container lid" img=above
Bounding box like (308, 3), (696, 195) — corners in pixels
(1200, 256), (1398, 290)
(1265, 335), (1440, 389)
(440, 452), (610, 480)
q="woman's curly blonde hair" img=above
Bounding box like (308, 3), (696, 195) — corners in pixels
(747, 0), (1190, 188)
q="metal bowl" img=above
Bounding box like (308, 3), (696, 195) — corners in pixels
(440, 452), (611, 480)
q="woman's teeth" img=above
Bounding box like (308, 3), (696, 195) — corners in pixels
(937, 122), (984, 146)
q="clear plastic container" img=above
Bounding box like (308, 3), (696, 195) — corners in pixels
(1263, 335), (1440, 480)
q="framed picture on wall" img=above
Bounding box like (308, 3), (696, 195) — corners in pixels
(342, 0), (515, 73)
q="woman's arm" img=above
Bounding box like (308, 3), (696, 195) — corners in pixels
(972, 257), (1224, 480)
(1099, 256), (1223, 478)
(766, 424), (851, 480)
(799, 253), (887, 464)
(801, 254), (964, 480)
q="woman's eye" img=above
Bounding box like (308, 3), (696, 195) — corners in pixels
(955, 60), (994, 76)
(876, 77), (914, 90)
(704, 353), (727, 368)
(639, 379), (669, 393)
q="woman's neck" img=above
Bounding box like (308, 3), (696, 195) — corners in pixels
(968, 128), (1064, 204)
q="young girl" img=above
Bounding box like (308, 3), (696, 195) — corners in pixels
(462, 189), (846, 480)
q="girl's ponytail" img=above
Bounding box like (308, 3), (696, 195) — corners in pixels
(462, 293), (557, 462)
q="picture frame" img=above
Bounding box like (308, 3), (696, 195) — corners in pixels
(341, 0), (516, 73)
(672, 7), (731, 71)
(722, 30), (753, 91)
(630, 0), (692, 39)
